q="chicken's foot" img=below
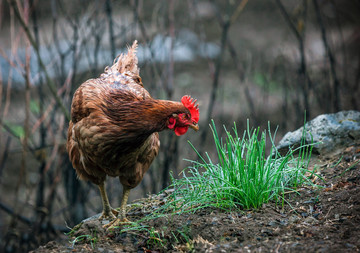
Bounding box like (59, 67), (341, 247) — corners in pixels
(104, 186), (132, 230)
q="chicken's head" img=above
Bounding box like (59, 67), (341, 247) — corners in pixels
(168, 95), (199, 136)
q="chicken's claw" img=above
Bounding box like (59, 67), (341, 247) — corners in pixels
(99, 208), (119, 221)
(103, 217), (132, 230)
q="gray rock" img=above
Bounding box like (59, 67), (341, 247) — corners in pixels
(276, 110), (360, 155)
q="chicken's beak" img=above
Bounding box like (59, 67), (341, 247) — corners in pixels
(189, 123), (199, 131)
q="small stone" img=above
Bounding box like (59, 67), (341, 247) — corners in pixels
(345, 243), (356, 249)
(313, 213), (320, 219)
(304, 216), (319, 225)
(301, 212), (308, 218)
(102, 220), (111, 225)
(157, 193), (166, 198)
(226, 215), (235, 222)
(279, 219), (288, 226)
(289, 215), (301, 224)
(268, 221), (279, 227)
(164, 189), (175, 194)
(261, 229), (273, 236)
(222, 243), (230, 248)
(212, 217), (219, 223)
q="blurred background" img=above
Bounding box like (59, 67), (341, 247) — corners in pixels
(0, 0), (359, 251)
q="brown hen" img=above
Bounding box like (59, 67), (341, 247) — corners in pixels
(66, 41), (199, 226)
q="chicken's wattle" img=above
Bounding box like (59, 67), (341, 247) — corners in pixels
(174, 126), (189, 136)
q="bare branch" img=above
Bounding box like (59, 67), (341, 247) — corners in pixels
(105, 0), (116, 60)
(200, 1), (232, 145)
(313, 0), (341, 111)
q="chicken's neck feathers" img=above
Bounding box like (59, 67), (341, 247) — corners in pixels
(104, 98), (187, 134)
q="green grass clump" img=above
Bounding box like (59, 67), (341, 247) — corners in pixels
(166, 120), (315, 212)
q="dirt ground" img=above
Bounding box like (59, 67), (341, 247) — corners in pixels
(32, 143), (360, 253)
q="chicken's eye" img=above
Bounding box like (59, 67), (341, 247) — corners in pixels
(182, 114), (190, 120)
(133, 76), (143, 86)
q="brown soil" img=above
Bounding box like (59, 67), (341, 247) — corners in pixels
(31, 144), (360, 253)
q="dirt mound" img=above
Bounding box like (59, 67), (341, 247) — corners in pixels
(32, 144), (360, 252)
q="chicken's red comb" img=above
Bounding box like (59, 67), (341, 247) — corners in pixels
(181, 95), (199, 123)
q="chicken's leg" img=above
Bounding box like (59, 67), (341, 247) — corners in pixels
(98, 181), (118, 220)
(119, 185), (131, 221)
(104, 185), (131, 229)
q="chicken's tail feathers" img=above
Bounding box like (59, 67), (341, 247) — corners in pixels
(108, 40), (140, 75)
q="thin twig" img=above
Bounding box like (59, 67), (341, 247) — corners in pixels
(161, 0), (178, 189)
(0, 200), (32, 225)
(275, 0), (312, 123)
(200, 3), (231, 146)
(106, 0), (116, 60)
(131, 0), (162, 92)
(313, 0), (341, 111)
(0, 137), (11, 179)
(275, 0), (302, 41)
